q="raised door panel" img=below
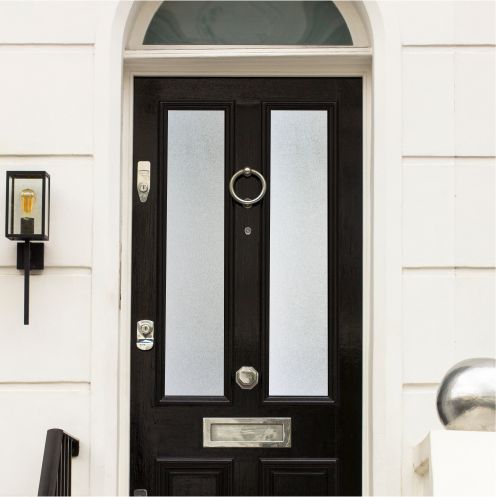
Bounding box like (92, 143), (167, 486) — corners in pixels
(156, 459), (233, 496)
(260, 459), (337, 496)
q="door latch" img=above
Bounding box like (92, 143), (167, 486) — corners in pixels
(137, 161), (151, 203)
(136, 320), (154, 350)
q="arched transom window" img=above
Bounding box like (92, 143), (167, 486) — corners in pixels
(136, 1), (361, 46)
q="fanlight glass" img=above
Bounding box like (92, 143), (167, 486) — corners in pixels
(144, 1), (353, 45)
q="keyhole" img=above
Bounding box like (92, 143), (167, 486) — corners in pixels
(244, 227), (252, 236)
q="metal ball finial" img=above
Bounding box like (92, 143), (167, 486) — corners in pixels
(437, 358), (496, 431)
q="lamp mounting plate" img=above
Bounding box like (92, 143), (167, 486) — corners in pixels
(16, 242), (44, 270)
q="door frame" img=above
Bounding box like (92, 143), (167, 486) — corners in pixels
(119, 50), (372, 495)
(90, 3), (405, 494)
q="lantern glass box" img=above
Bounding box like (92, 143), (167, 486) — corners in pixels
(5, 171), (50, 241)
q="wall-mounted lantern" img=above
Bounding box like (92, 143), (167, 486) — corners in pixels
(5, 171), (50, 325)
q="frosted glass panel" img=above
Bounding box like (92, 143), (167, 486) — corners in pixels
(164, 110), (225, 396)
(144, 1), (352, 45)
(269, 110), (328, 397)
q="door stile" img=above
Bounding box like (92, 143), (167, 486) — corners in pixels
(334, 80), (363, 496)
(131, 81), (161, 492)
(232, 100), (264, 414)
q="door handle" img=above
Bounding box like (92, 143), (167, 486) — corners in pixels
(136, 320), (154, 350)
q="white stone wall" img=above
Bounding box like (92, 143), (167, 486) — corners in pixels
(0, 1), (493, 496)
(400, 1), (495, 494)
(0, 2), (101, 495)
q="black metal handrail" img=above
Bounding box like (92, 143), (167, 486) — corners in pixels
(38, 429), (79, 496)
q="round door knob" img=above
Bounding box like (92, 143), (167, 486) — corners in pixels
(235, 366), (259, 390)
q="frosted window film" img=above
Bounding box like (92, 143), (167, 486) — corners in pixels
(144, 1), (352, 45)
(164, 110), (225, 396)
(269, 110), (328, 397)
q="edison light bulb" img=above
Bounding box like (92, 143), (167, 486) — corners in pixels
(20, 188), (36, 215)
(20, 188), (36, 235)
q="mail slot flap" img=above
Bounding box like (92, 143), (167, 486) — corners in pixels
(203, 417), (291, 448)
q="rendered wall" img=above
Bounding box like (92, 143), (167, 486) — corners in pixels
(399, 1), (495, 494)
(0, 1), (493, 496)
(0, 2), (101, 495)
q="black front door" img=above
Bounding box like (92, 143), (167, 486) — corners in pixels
(131, 78), (362, 496)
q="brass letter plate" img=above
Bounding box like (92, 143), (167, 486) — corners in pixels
(203, 417), (291, 448)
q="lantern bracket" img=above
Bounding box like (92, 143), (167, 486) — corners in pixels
(16, 242), (44, 270)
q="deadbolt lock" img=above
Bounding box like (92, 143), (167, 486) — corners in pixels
(137, 320), (154, 351)
(235, 366), (259, 390)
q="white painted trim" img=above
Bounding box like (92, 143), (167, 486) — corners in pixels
(123, 47), (372, 73)
(334, 0), (370, 46)
(125, 55), (371, 76)
(118, 64), (134, 497)
(91, 2), (142, 494)
(125, 45), (372, 58)
(127, 0), (161, 48)
(362, 67), (373, 497)
(363, 2), (404, 495)
(92, 5), (121, 495)
(91, 2), (404, 495)
(127, 0), (370, 49)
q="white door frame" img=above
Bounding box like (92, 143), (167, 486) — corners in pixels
(119, 49), (372, 495)
(92, 2), (403, 495)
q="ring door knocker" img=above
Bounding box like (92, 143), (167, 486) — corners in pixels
(229, 167), (267, 208)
